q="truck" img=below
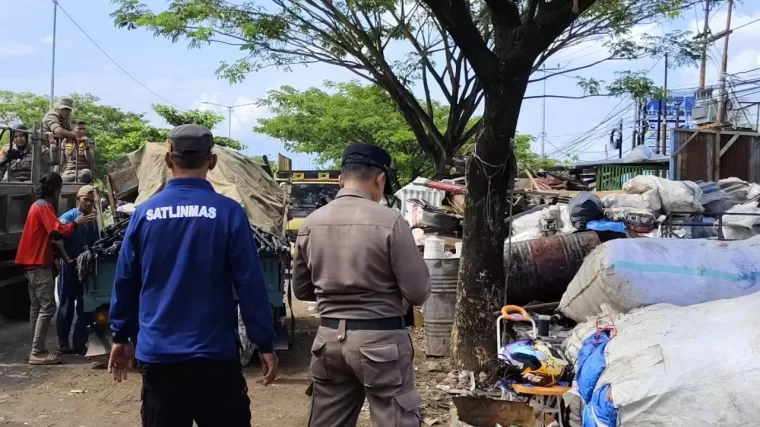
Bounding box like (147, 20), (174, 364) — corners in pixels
(0, 125), (88, 319)
(83, 143), (293, 364)
(274, 154), (341, 252)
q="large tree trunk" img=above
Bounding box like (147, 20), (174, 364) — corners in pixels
(450, 83), (521, 370)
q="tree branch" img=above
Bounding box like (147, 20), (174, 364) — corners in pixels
(419, 0), (500, 91)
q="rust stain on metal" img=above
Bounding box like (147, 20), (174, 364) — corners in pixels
(504, 231), (601, 306)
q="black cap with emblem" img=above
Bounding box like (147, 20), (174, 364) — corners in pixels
(167, 124), (214, 157)
(341, 143), (393, 195)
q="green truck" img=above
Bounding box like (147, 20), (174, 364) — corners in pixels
(83, 143), (293, 364)
(0, 125), (88, 319)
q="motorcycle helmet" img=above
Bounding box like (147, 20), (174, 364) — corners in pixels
(499, 339), (570, 387)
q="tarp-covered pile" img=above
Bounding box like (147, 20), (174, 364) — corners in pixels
(115, 142), (286, 237)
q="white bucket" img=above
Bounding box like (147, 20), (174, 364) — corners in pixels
(423, 236), (445, 259)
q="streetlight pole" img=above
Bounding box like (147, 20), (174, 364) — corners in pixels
(201, 101), (257, 138)
(539, 64), (561, 158)
(50, 0), (58, 108)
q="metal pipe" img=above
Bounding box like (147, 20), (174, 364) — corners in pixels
(50, 0), (58, 108)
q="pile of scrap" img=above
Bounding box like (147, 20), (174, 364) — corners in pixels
(83, 143), (291, 277)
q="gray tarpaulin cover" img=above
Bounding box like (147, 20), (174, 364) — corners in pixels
(120, 142), (285, 237)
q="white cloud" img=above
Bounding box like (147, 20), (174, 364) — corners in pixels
(0, 43), (38, 57)
(40, 35), (70, 47)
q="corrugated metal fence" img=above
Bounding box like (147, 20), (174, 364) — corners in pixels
(670, 128), (760, 182)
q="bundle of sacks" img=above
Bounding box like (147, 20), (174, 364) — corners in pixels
(564, 293), (760, 427)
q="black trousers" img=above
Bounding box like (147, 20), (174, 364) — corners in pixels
(139, 359), (251, 427)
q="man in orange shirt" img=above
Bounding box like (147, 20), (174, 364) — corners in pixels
(16, 172), (93, 365)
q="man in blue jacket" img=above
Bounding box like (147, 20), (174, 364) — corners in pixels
(108, 124), (278, 427)
(57, 185), (99, 356)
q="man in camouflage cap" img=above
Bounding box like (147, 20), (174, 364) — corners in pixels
(42, 96), (86, 176)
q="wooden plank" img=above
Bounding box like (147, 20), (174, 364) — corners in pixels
(714, 131), (721, 180)
(719, 133), (741, 157)
(751, 138), (760, 183)
(672, 129), (701, 156)
(706, 137), (714, 181)
(105, 174), (117, 218)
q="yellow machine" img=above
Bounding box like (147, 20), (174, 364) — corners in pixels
(276, 154), (340, 254)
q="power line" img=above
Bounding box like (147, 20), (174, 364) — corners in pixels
(56, 2), (186, 110)
(732, 17), (760, 33)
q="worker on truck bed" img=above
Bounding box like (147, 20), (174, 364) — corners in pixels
(56, 185), (99, 356)
(292, 143), (431, 427)
(59, 120), (94, 183)
(108, 124), (278, 427)
(42, 96), (88, 176)
(0, 124), (57, 182)
(15, 172), (94, 365)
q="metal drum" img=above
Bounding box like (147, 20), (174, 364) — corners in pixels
(422, 258), (459, 357)
(505, 231), (601, 306)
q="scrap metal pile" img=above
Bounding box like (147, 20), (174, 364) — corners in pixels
(84, 211), (289, 260)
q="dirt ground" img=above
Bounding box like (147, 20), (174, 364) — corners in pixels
(0, 298), (452, 427)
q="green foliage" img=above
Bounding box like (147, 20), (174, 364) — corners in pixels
(110, 0), (702, 173)
(150, 104), (245, 150)
(255, 81), (448, 185)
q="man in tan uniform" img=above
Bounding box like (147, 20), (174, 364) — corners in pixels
(59, 120), (94, 183)
(293, 143), (431, 427)
(42, 96), (81, 174)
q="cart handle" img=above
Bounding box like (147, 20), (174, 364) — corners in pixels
(501, 305), (531, 322)
(496, 305), (538, 351)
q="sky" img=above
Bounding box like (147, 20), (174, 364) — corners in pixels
(2, 0), (759, 168)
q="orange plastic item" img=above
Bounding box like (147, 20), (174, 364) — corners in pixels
(512, 384), (570, 396)
(501, 305), (530, 322)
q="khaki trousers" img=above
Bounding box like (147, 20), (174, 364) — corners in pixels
(307, 323), (421, 427)
(26, 268), (56, 355)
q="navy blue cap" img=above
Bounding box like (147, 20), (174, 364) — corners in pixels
(168, 124), (214, 156)
(341, 143), (393, 194)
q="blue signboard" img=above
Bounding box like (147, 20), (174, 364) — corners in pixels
(644, 92), (696, 151)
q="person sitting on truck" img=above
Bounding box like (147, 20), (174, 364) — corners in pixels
(42, 96), (83, 165)
(108, 124), (278, 426)
(56, 185), (99, 356)
(59, 120), (94, 183)
(15, 172), (94, 365)
(0, 124), (57, 182)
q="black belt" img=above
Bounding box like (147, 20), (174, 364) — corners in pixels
(321, 317), (405, 331)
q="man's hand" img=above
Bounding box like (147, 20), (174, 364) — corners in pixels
(259, 352), (279, 386)
(79, 137), (90, 149)
(75, 213), (96, 225)
(108, 342), (135, 383)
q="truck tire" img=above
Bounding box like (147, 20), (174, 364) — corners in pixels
(0, 278), (31, 320)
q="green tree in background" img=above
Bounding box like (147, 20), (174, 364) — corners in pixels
(255, 81), (441, 187)
(257, 81), (551, 185)
(150, 104), (245, 150)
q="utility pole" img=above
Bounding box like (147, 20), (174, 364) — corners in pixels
(50, 0), (58, 108)
(539, 65), (561, 158)
(661, 53), (669, 155)
(632, 100), (640, 150)
(698, 0), (710, 90)
(716, 0), (733, 126)
(715, 0), (733, 181)
(201, 101), (257, 138)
